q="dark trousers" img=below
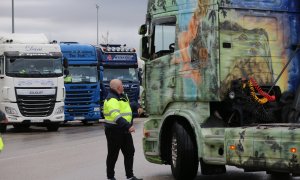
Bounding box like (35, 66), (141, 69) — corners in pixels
(105, 128), (135, 179)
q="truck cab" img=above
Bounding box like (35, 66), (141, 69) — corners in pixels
(139, 0), (300, 179)
(0, 33), (65, 132)
(60, 42), (101, 124)
(96, 44), (141, 117)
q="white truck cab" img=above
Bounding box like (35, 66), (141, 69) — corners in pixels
(0, 33), (65, 131)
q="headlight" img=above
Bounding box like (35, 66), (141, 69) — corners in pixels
(55, 106), (64, 115)
(94, 107), (100, 112)
(5, 106), (18, 115)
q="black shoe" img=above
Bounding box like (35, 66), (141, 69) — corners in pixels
(127, 176), (142, 180)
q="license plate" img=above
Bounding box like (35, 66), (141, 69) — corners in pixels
(75, 117), (85, 120)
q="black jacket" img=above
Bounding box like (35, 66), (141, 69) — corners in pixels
(0, 110), (6, 121)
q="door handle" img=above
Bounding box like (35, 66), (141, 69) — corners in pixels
(168, 76), (176, 88)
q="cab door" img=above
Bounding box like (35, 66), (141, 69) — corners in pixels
(145, 16), (177, 115)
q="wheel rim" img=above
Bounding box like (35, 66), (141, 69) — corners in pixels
(171, 135), (178, 168)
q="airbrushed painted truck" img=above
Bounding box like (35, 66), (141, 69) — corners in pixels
(139, 0), (300, 179)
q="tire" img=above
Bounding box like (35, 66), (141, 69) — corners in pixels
(170, 122), (199, 180)
(269, 172), (290, 180)
(82, 121), (93, 126)
(13, 124), (30, 131)
(0, 124), (7, 133)
(46, 123), (60, 131)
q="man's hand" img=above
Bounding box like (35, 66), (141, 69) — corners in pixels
(129, 126), (135, 133)
(1, 117), (8, 124)
(137, 108), (144, 116)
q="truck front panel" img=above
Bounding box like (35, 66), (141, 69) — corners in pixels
(97, 44), (141, 117)
(64, 83), (100, 121)
(0, 77), (64, 123)
(60, 43), (101, 122)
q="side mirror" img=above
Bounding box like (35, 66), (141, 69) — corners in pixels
(63, 57), (69, 68)
(10, 58), (16, 63)
(99, 66), (104, 81)
(64, 69), (69, 76)
(140, 36), (150, 60)
(138, 24), (147, 35)
(138, 68), (142, 85)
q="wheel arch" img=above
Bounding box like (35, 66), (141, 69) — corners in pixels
(160, 115), (200, 164)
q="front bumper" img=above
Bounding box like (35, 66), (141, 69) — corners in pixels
(1, 102), (64, 124)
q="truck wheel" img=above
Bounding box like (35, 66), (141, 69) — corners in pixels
(170, 122), (198, 180)
(13, 124), (30, 131)
(46, 123), (60, 131)
(0, 124), (7, 133)
(82, 121), (93, 126)
(269, 171), (290, 179)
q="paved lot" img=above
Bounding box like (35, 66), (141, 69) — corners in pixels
(0, 118), (297, 180)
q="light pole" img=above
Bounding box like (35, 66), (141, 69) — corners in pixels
(96, 4), (99, 45)
(12, 0), (15, 33)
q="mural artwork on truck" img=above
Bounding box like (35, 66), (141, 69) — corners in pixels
(143, 0), (300, 171)
(146, 0), (300, 114)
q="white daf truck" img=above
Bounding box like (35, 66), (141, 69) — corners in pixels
(0, 33), (66, 132)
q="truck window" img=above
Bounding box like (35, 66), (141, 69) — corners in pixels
(152, 19), (176, 59)
(67, 65), (98, 83)
(5, 57), (63, 77)
(0, 56), (3, 74)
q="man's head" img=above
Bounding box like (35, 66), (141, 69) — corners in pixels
(110, 79), (124, 95)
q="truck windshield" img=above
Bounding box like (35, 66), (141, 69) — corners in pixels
(103, 68), (138, 82)
(66, 65), (98, 84)
(6, 57), (63, 77)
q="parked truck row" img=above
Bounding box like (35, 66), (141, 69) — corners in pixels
(0, 33), (142, 132)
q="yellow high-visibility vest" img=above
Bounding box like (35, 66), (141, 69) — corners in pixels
(103, 95), (132, 125)
(0, 136), (4, 151)
(64, 75), (72, 83)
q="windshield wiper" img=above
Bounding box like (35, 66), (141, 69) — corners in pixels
(49, 72), (63, 77)
(122, 79), (137, 83)
(29, 70), (42, 75)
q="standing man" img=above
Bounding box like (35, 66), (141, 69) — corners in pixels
(103, 79), (143, 180)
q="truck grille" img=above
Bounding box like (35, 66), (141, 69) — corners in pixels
(17, 95), (56, 117)
(65, 85), (98, 116)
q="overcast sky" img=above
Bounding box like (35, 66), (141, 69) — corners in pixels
(0, 0), (148, 51)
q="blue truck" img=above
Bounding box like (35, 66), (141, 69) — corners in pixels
(96, 44), (141, 116)
(60, 42), (101, 124)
